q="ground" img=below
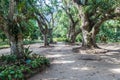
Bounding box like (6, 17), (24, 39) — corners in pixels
(0, 42), (120, 80)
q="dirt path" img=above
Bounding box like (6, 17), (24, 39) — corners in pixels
(28, 43), (120, 80)
(0, 43), (120, 80)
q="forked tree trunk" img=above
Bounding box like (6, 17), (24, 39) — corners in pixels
(36, 15), (50, 47)
(69, 32), (78, 43)
(81, 29), (98, 48)
(69, 29), (81, 43)
(68, 20), (79, 43)
(77, 5), (99, 49)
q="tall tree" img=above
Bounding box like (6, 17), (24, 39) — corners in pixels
(0, 0), (31, 57)
(73, 0), (120, 48)
(29, 0), (57, 47)
(62, 0), (81, 43)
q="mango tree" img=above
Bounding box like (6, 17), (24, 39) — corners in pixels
(73, 0), (120, 48)
(29, 0), (57, 47)
(0, 0), (30, 57)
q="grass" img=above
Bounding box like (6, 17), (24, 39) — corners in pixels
(53, 37), (67, 42)
(23, 40), (43, 45)
(0, 40), (43, 49)
(0, 41), (9, 49)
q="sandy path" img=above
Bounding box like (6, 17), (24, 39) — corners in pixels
(0, 43), (120, 80)
(28, 43), (120, 80)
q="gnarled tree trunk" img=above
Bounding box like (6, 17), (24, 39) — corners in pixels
(78, 5), (99, 49)
(69, 29), (80, 43)
(67, 20), (80, 43)
(81, 28), (98, 48)
(8, 33), (24, 57)
(8, 0), (24, 57)
(0, 0), (24, 57)
(73, 0), (120, 49)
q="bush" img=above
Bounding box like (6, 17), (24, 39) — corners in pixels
(0, 54), (17, 63)
(0, 65), (29, 80)
(53, 37), (67, 42)
(0, 48), (50, 80)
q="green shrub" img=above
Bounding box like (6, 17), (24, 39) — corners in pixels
(23, 46), (33, 60)
(0, 51), (50, 80)
(0, 65), (32, 80)
(0, 54), (17, 63)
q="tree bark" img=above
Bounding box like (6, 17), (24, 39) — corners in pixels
(73, 0), (120, 49)
(68, 25), (76, 43)
(43, 34), (49, 47)
(7, 33), (24, 57)
(78, 5), (99, 49)
(69, 34), (76, 43)
(49, 29), (53, 43)
(81, 29), (98, 48)
(35, 13), (50, 47)
(0, 0), (24, 57)
(68, 20), (79, 43)
(10, 36), (24, 56)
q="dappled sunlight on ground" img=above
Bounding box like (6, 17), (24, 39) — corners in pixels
(52, 60), (75, 64)
(72, 67), (91, 71)
(110, 68), (120, 74)
(28, 43), (120, 80)
(46, 54), (65, 58)
(0, 42), (120, 80)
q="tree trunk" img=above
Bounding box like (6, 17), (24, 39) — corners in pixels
(70, 35), (76, 43)
(81, 28), (99, 48)
(68, 31), (79, 43)
(68, 26), (76, 43)
(49, 29), (53, 43)
(43, 34), (49, 47)
(49, 36), (53, 43)
(68, 20), (79, 43)
(8, 33), (24, 57)
(69, 28), (81, 43)
(81, 26), (99, 48)
(76, 5), (99, 49)
(0, 0), (24, 57)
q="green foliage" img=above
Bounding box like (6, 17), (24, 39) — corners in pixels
(23, 40), (42, 45)
(0, 41), (9, 49)
(23, 46), (33, 59)
(76, 34), (82, 42)
(0, 31), (7, 42)
(0, 45), (50, 80)
(53, 38), (67, 42)
(23, 19), (40, 40)
(0, 54), (17, 63)
(97, 20), (120, 43)
(30, 54), (50, 67)
(0, 53), (50, 80)
(0, 64), (32, 80)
